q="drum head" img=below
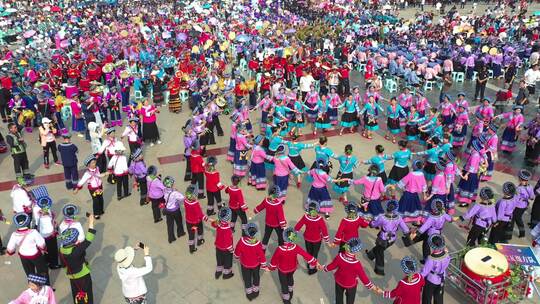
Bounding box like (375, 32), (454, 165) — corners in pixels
(464, 247), (508, 278)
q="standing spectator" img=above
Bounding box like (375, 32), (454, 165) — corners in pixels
(58, 133), (79, 190)
(6, 123), (34, 182)
(439, 73), (452, 102)
(524, 65), (540, 95)
(299, 70), (315, 100)
(474, 65), (488, 101)
(39, 117), (59, 169)
(114, 244), (153, 304)
(140, 99), (161, 146)
(0, 82), (11, 123)
(59, 214), (96, 304)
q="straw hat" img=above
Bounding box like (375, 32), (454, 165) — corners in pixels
(115, 246), (135, 268)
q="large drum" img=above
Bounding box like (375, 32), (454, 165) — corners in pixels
(461, 247), (510, 301)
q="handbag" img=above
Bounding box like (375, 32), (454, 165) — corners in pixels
(361, 178), (378, 211)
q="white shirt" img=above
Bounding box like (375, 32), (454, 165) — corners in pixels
(299, 75), (315, 92)
(77, 167), (103, 190)
(58, 220), (85, 243)
(7, 229), (46, 257)
(122, 125), (139, 143)
(108, 154), (129, 175)
(33, 206), (56, 238)
(11, 186), (32, 213)
(98, 137), (117, 156)
(524, 69), (540, 86)
(117, 256), (153, 298)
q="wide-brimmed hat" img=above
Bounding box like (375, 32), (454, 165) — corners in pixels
(60, 228), (79, 247)
(244, 223), (258, 238)
(13, 212), (31, 228)
(346, 237), (363, 253)
(479, 187), (494, 201)
(27, 274), (48, 286)
(283, 227), (298, 243)
(114, 141), (126, 152)
(518, 169), (531, 181)
(83, 154), (97, 167)
(431, 198), (445, 214)
(207, 156), (217, 166)
(115, 246), (135, 268)
(345, 202), (358, 215)
(37, 197), (52, 209)
(386, 200), (399, 213)
(62, 204), (79, 219)
(412, 159), (424, 171)
(502, 182), (516, 196)
(253, 135), (264, 145)
(306, 201), (320, 213)
(428, 234), (445, 251)
(146, 165), (157, 176)
(400, 256), (418, 275)
(218, 207), (232, 222)
(163, 176), (175, 188)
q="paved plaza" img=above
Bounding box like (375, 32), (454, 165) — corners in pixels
(1, 3), (540, 304)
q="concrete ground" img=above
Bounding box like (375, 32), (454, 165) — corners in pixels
(1, 3), (540, 304)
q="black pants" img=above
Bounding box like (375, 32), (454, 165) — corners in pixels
(278, 271), (295, 301)
(44, 236), (59, 266)
(89, 189), (104, 215)
(190, 172), (204, 195)
(96, 154), (107, 174)
(466, 224), (487, 247)
(488, 221), (511, 244)
(136, 177), (148, 205)
(422, 280), (444, 304)
(305, 241), (321, 273)
(335, 282), (356, 304)
(207, 190), (222, 214)
(12, 152), (30, 177)
(215, 248), (233, 273)
(184, 155), (192, 181)
(213, 115), (224, 136)
(474, 83), (486, 100)
(231, 209), (248, 232)
(368, 239), (393, 273)
(70, 274), (93, 304)
(163, 209), (185, 243)
(413, 233), (430, 261)
(63, 165), (79, 190)
(42, 141), (59, 165)
(241, 266), (260, 295)
(262, 225), (284, 248)
(20, 254), (49, 285)
(150, 197), (164, 222)
(511, 207), (526, 237)
(0, 102), (11, 120)
(115, 175), (129, 198)
(128, 142), (141, 154)
(187, 222), (204, 250)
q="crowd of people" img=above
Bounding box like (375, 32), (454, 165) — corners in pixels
(0, 0), (540, 303)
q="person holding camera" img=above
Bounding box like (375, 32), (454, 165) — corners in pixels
(39, 117), (60, 169)
(114, 243), (153, 304)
